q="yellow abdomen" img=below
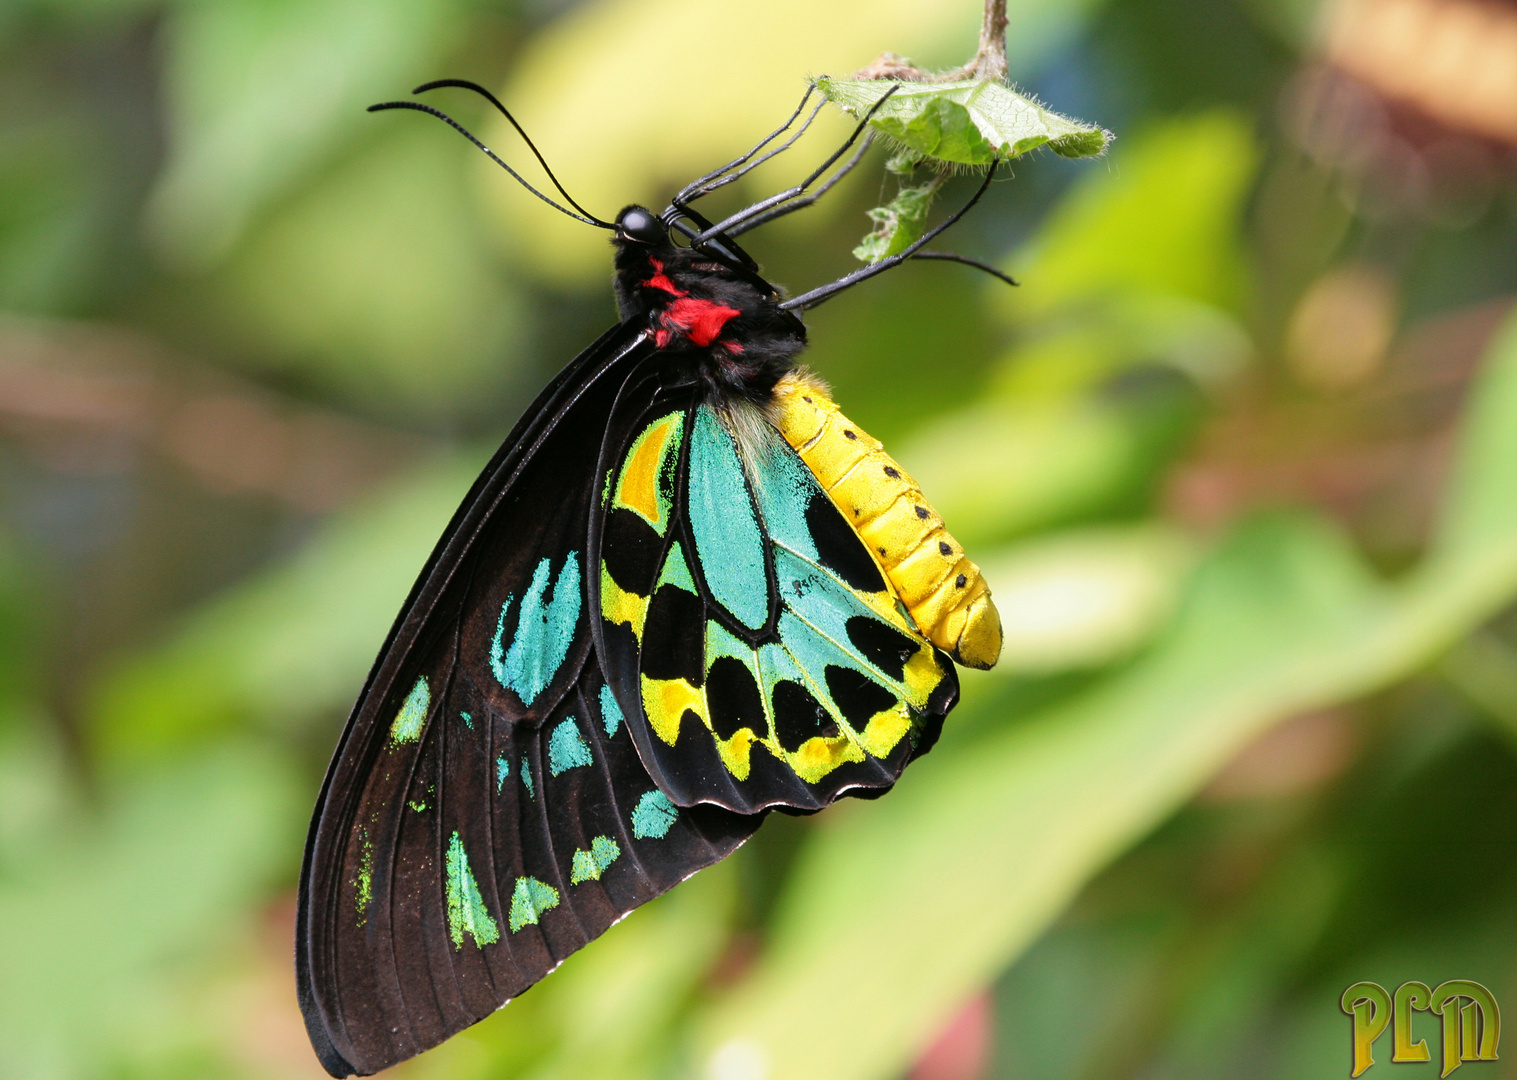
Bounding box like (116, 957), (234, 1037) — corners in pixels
(766, 373), (1002, 670)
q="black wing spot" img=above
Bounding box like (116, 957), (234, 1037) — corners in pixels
(938, 540), (953, 556)
(845, 615), (918, 681)
(601, 617), (640, 674)
(914, 505), (929, 520)
(825, 665), (897, 733)
(677, 704), (709, 746)
(640, 584), (705, 684)
(884, 465), (900, 479)
(707, 657), (766, 740)
(956, 573), (967, 588)
(772, 680), (829, 752)
(844, 429), (858, 440)
(602, 508), (663, 593)
(804, 493), (885, 593)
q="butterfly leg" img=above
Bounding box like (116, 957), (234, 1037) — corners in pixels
(673, 98), (827, 209)
(669, 83), (818, 207)
(724, 134), (874, 238)
(779, 157), (1003, 311)
(665, 205), (764, 272)
(687, 84), (901, 246)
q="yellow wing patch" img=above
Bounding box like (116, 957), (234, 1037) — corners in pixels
(639, 674), (706, 747)
(600, 564), (650, 640)
(613, 413), (680, 531)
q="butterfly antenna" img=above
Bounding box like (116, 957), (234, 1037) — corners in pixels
(411, 79), (611, 226)
(724, 134), (873, 237)
(368, 99), (615, 229)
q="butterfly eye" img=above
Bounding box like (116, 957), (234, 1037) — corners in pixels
(616, 206), (667, 245)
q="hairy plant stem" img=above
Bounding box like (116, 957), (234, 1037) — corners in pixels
(854, 0), (1009, 83)
(952, 0), (1009, 81)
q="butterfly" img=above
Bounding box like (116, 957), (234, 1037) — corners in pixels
(297, 78), (1006, 1077)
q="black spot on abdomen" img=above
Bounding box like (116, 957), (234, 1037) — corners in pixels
(640, 584), (705, 684)
(706, 656), (766, 740)
(804, 493), (885, 593)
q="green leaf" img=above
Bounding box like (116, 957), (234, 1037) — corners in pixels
(892, 397), (1158, 544)
(978, 525), (1195, 674)
(815, 77), (1111, 166)
(852, 180), (939, 263)
(687, 309), (1517, 1080)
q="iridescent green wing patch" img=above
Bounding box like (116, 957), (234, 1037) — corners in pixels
(599, 396), (957, 815)
(445, 831), (500, 948)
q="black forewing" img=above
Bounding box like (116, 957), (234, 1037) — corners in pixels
(297, 325), (759, 1077)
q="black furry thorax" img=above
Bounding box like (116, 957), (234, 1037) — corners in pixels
(611, 216), (807, 403)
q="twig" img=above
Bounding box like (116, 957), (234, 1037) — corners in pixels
(952, 0), (1009, 82)
(854, 0), (1009, 84)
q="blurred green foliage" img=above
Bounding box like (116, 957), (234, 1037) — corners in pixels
(3, 1), (1517, 1079)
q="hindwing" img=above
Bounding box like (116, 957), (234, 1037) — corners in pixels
(297, 327), (759, 1078)
(594, 378), (958, 815)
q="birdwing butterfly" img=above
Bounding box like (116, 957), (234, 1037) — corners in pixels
(298, 79), (1005, 1077)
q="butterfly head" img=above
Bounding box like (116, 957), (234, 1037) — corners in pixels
(614, 205), (669, 247)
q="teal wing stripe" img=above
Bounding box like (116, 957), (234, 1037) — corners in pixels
(773, 611), (874, 738)
(746, 413), (909, 691)
(598, 684), (624, 737)
(772, 547), (908, 691)
(490, 553), (582, 705)
(687, 407), (769, 629)
(547, 718), (593, 775)
(748, 434), (823, 562)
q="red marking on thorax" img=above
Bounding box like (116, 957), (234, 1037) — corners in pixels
(663, 297), (741, 347)
(641, 258), (741, 349)
(643, 258), (686, 296)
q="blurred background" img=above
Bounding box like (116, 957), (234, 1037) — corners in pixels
(3, 0), (1517, 1077)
